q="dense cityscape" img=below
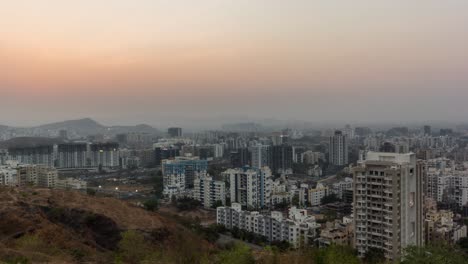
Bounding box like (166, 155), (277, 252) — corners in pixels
(2, 1), (468, 263)
(1, 120), (468, 263)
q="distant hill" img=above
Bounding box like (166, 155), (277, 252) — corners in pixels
(37, 118), (105, 135)
(0, 118), (161, 139)
(107, 124), (159, 135)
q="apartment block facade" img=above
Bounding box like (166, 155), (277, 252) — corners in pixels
(193, 173), (226, 208)
(353, 152), (424, 261)
(217, 204), (319, 248)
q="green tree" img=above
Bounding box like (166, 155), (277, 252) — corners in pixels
(313, 245), (360, 264)
(458, 237), (468, 255)
(292, 194), (300, 207)
(175, 197), (202, 211)
(151, 171), (164, 198)
(402, 245), (467, 264)
(86, 188), (96, 196)
(143, 198), (159, 211)
(363, 247), (386, 264)
(116, 230), (158, 264)
(212, 200), (224, 209)
(321, 193), (340, 205)
(215, 243), (255, 264)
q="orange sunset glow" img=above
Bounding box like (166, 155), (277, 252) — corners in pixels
(1, 0), (468, 126)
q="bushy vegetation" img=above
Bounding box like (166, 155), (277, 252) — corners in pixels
(230, 226), (269, 245)
(151, 170), (164, 198)
(215, 243), (255, 264)
(172, 197), (202, 211)
(320, 193), (340, 205)
(5, 230), (468, 264)
(143, 198), (159, 211)
(401, 244), (467, 264)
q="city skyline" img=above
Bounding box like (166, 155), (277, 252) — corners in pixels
(1, 1), (468, 125)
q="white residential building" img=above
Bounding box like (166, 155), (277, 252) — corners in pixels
(424, 159), (468, 208)
(162, 156), (208, 194)
(0, 167), (18, 186)
(332, 177), (353, 200)
(329, 131), (349, 166)
(212, 144), (225, 158)
(0, 164), (59, 188)
(223, 167), (272, 209)
(250, 145), (270, 169)
(217, 203), (319, 248)
(193, 173), (226, 208)
(17, 165), (58, 188)
(308, 183), (328, 206)
(353, 152), (424, 261)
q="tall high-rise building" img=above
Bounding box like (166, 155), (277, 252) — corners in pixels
(223, 166), (272, 209)
(269, 145), (293, 174)
(424, 125), (432, 136)
(154, 147), (179, 165)
(440, 128), (453, 136)
(329, 130), (349, 166)
(230, 148), (251, 168)
(193, 173), (226, 208)
(353, 152), (424, 261)
(343, 124), (355, 138)
(89, 143), (120, 169)
(250, 144), (270, 169)
(168, 127), (182, 138)
(8, 145), (54, 167)
(57, 143), (88, 168)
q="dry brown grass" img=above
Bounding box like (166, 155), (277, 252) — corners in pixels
(0, 186), (213, 264)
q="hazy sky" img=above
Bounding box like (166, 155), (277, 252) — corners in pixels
(1, 1), (468, 127)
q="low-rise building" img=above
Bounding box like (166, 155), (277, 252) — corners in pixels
(318, 217), (354, 248)
(217, 204), (319, 248)
(425, 199), (467, 244)
(0, 167), (17, 186)
(309, 183), (328, 206)
(56, 177), (87, 190)
(331, 177), (353, 200)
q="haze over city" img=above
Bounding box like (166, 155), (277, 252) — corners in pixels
(3, 1), (468, 264)
(1, 0), (468, 127)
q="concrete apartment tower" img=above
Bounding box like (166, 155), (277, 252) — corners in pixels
(329, 130), (349, 166)
(353, 151), (424, 261)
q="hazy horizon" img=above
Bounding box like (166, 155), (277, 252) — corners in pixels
(1, 1), (468, 126)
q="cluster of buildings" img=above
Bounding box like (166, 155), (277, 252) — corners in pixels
(425, 158), (468, 208)
(0, 161), (86, 189)
(1, 142), (120, 170)
(217, 204), (320, 248)
(5, 123), (468, 262)
(162, 155), (208, 196)
(424, 198), (467, 244)
(215, 150), (468, 262)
